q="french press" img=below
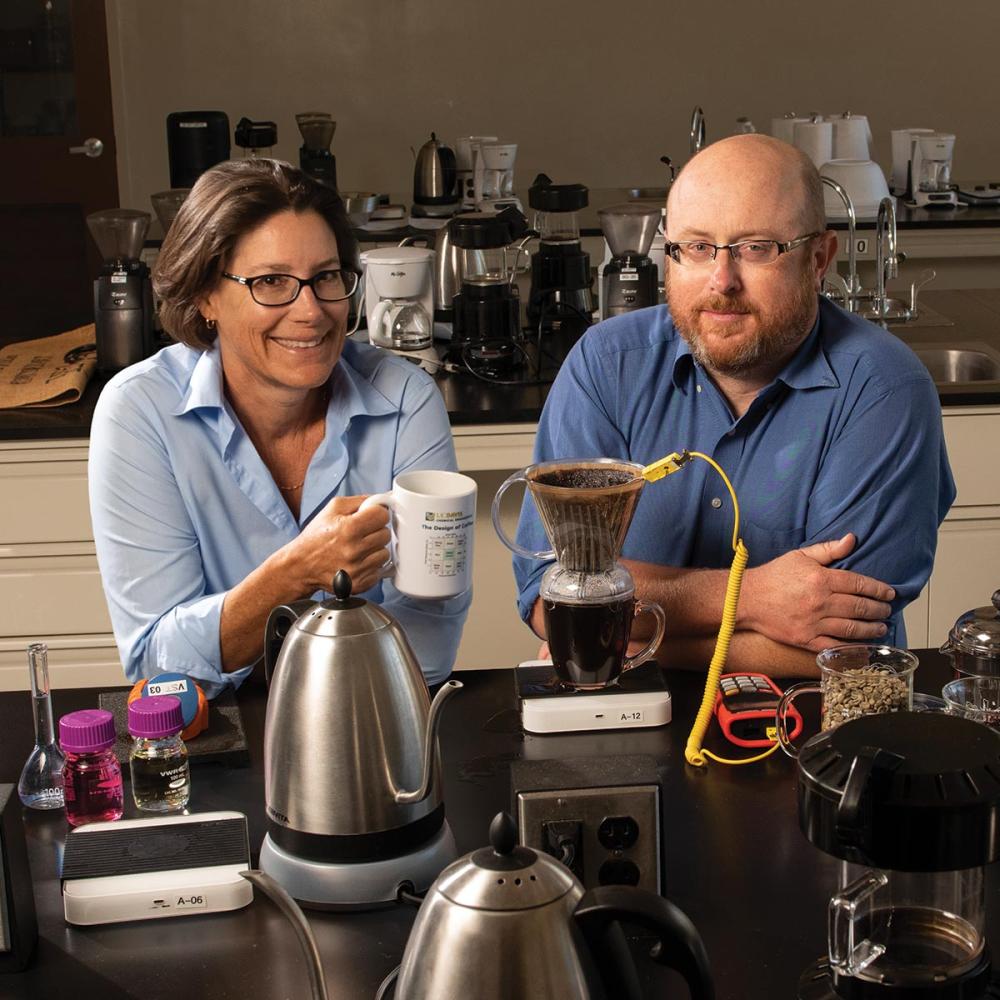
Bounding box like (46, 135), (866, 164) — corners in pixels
(796, 710), (1000, 999)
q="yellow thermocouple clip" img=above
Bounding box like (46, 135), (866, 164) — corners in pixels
(641, 451), (692, 483)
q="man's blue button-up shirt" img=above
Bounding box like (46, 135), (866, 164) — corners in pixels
(89, 339), (470, 696)
(514, 298), (955, 647)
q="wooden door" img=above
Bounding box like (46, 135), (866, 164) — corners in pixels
(0, 0), (118, 342)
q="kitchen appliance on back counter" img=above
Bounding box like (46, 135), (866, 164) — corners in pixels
(493, 459), (670, 735)
(359, 245), (438, 370)
(260, 571), (463, 909)
(149, 189), (190, 236)
(477, 142), (521, 212)
(526, 174), (594, 345)
(456, 135), (496, 209)
(796, 710), (1000, 999)
(166, 111), (230, 189)
(448, 207), (529, 378)
(86, 209), (155, 374)
(295, 111), (337, 188)
(234, 117), (277, 159)
(890, 128), (959, 207)
(412, 132), (459, 219)
(597, 203), (662, 321)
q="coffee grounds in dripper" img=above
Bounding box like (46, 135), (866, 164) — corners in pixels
(533, 468), (637, 490)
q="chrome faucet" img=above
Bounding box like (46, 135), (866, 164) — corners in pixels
(820, 175), (861, 312)
(690, 106), (706, 156)
(873, 195), (899, 323)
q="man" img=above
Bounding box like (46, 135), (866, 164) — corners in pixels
(514, 134), (955, 676)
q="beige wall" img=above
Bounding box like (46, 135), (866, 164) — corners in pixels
(106, 0), (1000, 213)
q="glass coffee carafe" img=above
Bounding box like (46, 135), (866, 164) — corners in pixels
(492, 458), (665, 690)
(796, 710), (1000, 999)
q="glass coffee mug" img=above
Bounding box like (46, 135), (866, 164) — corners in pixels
(359, 470), (476, 600)
(942, 676), (1000, 728)
(776, 644), (917, 757)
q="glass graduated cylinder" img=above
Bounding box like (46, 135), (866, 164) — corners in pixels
(18, 642), (65, 810)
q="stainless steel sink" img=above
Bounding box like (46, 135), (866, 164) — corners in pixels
(912, 347), (1000, 383)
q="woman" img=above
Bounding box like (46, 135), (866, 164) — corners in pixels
(89, 159), (470, 697)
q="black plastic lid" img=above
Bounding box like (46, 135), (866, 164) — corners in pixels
(798, 711), (1000, 870)
(528, 173), (589, 212)
(234, 117), (277, 149)
(449, 207), (528, 248)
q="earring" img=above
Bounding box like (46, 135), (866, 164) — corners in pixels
(205, 318), (216, 330)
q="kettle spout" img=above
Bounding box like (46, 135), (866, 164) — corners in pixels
(395, 679), (463, 804)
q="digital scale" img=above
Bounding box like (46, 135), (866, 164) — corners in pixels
(516, 659), (672, 735)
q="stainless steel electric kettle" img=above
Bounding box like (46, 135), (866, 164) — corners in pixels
(260, 570), (462, 906)
(391, 814), (715, 1000)
(413, 132), (458, 211)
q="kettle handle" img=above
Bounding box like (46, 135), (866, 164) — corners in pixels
(264, 601), (312, 687)
(573, 886), (715, 1000)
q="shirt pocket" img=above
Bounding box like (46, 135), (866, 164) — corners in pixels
(740, 515), (806, 566)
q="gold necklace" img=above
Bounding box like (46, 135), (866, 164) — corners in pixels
(273, 386), (329, 493)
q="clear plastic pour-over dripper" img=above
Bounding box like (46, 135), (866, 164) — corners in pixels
(18, 642), (66, 809)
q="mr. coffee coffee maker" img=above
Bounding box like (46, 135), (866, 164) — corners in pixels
(448, 207), (530, 378)
(598, 204), (662, 321)
(86, 209), (155, 374)
(295, 112), (337, 189)
(796, 710), (1000, 999)
(527, 174), (594, 344)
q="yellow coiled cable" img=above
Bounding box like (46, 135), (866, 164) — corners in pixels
(641, 451), (778, 767)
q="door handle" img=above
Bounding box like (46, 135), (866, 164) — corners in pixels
(68, 137), (104, 158)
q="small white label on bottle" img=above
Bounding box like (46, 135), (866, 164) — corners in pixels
(146, 679), (187, 696)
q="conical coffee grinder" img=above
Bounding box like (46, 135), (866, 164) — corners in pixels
(493, 459), (669, 734)
(86, 209), (155, 373)
(526, 174), (594, 345)
(295, 112), (337, 189)
(796, 710), (1000, 999)
(449, 207), (529, 378)
(598, 204), (661, 321)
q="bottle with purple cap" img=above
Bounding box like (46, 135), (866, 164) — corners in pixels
(128, 695), (190, 812)
(59, 709), (124, 827)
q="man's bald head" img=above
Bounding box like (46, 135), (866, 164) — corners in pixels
(667, 134), (826, 237)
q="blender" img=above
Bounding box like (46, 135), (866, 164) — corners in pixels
(597, 204), (662, 321)
(86, 209), (155, 373)
(796, 710), (1000, 999)
(295, 112), (337, 189)
(448, 207), (529, 379)
(526, 174), (594, 346)
(492, 459), (669, 734)
(910, 133), (958, 208)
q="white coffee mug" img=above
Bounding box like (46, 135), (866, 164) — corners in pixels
(360, 470), (477, 599)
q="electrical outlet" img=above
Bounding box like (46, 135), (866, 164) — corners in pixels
(516, 785), (660, 893)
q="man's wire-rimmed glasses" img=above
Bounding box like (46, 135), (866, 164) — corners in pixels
(666, 232), (823, 267)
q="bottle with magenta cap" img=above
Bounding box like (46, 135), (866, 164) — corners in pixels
(59, 709), (124, 827)
(128, 695), (191, 812)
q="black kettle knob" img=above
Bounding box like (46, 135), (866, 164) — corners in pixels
(332, 570), (352, 602)
(489, 813), (518, 856)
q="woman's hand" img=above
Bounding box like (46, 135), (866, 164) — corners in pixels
(289, 495), (391, 596)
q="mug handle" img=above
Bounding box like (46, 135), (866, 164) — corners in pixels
(359, 492), (397, 580)
(828, 868), (888, 975)
(490, 469), (555, 560)
(775, 681), (820, 758)
(622, 600), (666, 673)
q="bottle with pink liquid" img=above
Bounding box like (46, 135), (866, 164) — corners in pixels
(59, 709), (124, 827)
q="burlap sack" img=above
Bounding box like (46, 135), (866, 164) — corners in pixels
(0, 325), (97, 408)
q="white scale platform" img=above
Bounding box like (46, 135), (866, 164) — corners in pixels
(516, 660), (672, 735)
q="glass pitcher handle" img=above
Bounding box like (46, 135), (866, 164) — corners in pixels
(775, 681), (820, 758)
(490, 470), (554, 560)
(829, 868), (888, 975)
(622, 601), (666, 672)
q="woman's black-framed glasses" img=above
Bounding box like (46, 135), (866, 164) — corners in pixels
(221, 268), (360, 306)
(666, 232), (823, 267)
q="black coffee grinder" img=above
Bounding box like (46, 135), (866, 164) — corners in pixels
(449, 207), (529, 378)
(796, 710), (1000, 999)
(295, 112), (337, 189)
(86, 210), (155, 374)
(526, 174), (593, 345)
(597, 204), (661, 321)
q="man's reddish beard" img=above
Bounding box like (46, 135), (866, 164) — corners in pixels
(667, 262), (817, 376)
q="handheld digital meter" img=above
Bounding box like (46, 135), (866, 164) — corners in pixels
(714, 672), (802, 749)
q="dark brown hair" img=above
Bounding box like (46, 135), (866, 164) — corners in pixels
(153, 159), (359, 349)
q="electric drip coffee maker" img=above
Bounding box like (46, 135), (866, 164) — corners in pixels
(526, 174), (594, 345)
(796, 710), (1000, 999)
(598, 204), (662, 321)
(86, 209), (155, 373)
(493, 459), (669, 734)
(448, 207), (529, 378)
(295, 112), (337, 189)
(910, 133), (958, 209)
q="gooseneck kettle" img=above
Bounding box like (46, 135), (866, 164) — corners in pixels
(392, 814), (715, 1000)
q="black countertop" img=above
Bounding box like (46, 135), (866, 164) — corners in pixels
(2, 652), (999, 999)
